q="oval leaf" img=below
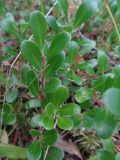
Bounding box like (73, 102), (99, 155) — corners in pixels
(21, 40), (41, 70)
(30, 11), (47, 49)
(43, 129), (58, 145)
(59, 103), (81, 116)
(26, 70), (39, 97)
(57, 116), (73, 130)
(47, 31), (71, 60)
(53, 85), (69, 106)
(103, 88), (120, 117)
(74, 0), (98, 28)
(27, 141), (42, 160)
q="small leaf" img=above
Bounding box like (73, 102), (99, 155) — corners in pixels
(30, 129), (41, 137)
(47, 31), (71, 60)
(45, 146), (64, 160)
(30, 114), (44, 128)
(5, 88), (18, 103)
(103, 88), (120, 117)
(25, 99), (41, 109)
(44, 77), (61, 93)
(45, 52), (65, 77)
(94, 109), (117, 139)
(59, 103), (81, 116)
(43, 129), (58, 145)
(30, 11), (47, 49)
(116, 152), (120, 160)
(67, 41), (79, 65)
(26, 70), (39, 97)
(43, 115), (54, 130)
(1, 13), (18, 36)
(58, 0), (68, 17)
(47, 16), (60, 33)
(74, 0), (98, 28)
(27, 141), (42, 160)
(21, 40), (41, 70)
(45, 103), (55, 116)
(97, 149), (115, 160)
(98, 50), (108, 73)
(57, 116), (73, 130)
(78, 38), (96, 55)
(53, 85), (69, 106)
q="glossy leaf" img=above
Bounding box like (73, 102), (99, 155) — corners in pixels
(103, 88), (120, 117)
(45, 52), (65, 77)
(94, 109), (117, 139)
(43, 115), (54, 130)
(67, 41), (79, 64)
(5, 88), (18, 103)
(27, 141), (42, 160)
(44, 77), (61, 93)
(59, 103), (81, 116)
(97, 149), (115, 160)
(43, 129), (58, 145)
(30, 11), (47, 49)
(21, 40), (41, 70)
(53, 85), (69, 106)
(45, 146), (64, 160)
(58, 0), (68, 17)
(98, 50), (108, 73)
(47, 16), (60, 33)
(26, 70), (39, 97)
(47, 32), (71, 60)
(74, 0), (98, 28)
(25, 99), (41, 109)
(57, 116), (73, 130)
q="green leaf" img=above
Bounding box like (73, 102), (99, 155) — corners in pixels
(26, 70), (39, 97)
(47, 16), (60, 33)
(53, 85), (69, 106)
(74, 0), (98, 28)
(1, 13), (18, 36)
(30, 11), (47, 49)
(57, 116), (73, 130)
(45, 52), (65, 77)
(2, 113), (16, 125)
(43, 115), (54, 130)
(97, 149), (115, 160)
(75, 87), (92, 103)
(0, 0), (4, 16)
(25, 99), (41, 109)
(67, 41), (79, 64)
(59, 103), (81, 116)
(103, 88), (120, 117)
(98, 50), (108, 73)
(47, 31), (71, 60)
(0, 144), (27, 158)
(27, 141), (42, 160)
(116, 152), (120, 160)
(30, 129), (41, 136)
(58, 0), (68, 17)
(5, 88), (18, 103)
(78, 38), (96, 55)
(21, 40), (41, 70)
(94, 109), (117, 139)
(43, 129), (58, 145)
(45, 146), (64, 160)
(45, 103), (55, 116)
(102, 138), (115, 152)
(44, 77), (61, 93)
(30, 114), (44, 128)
